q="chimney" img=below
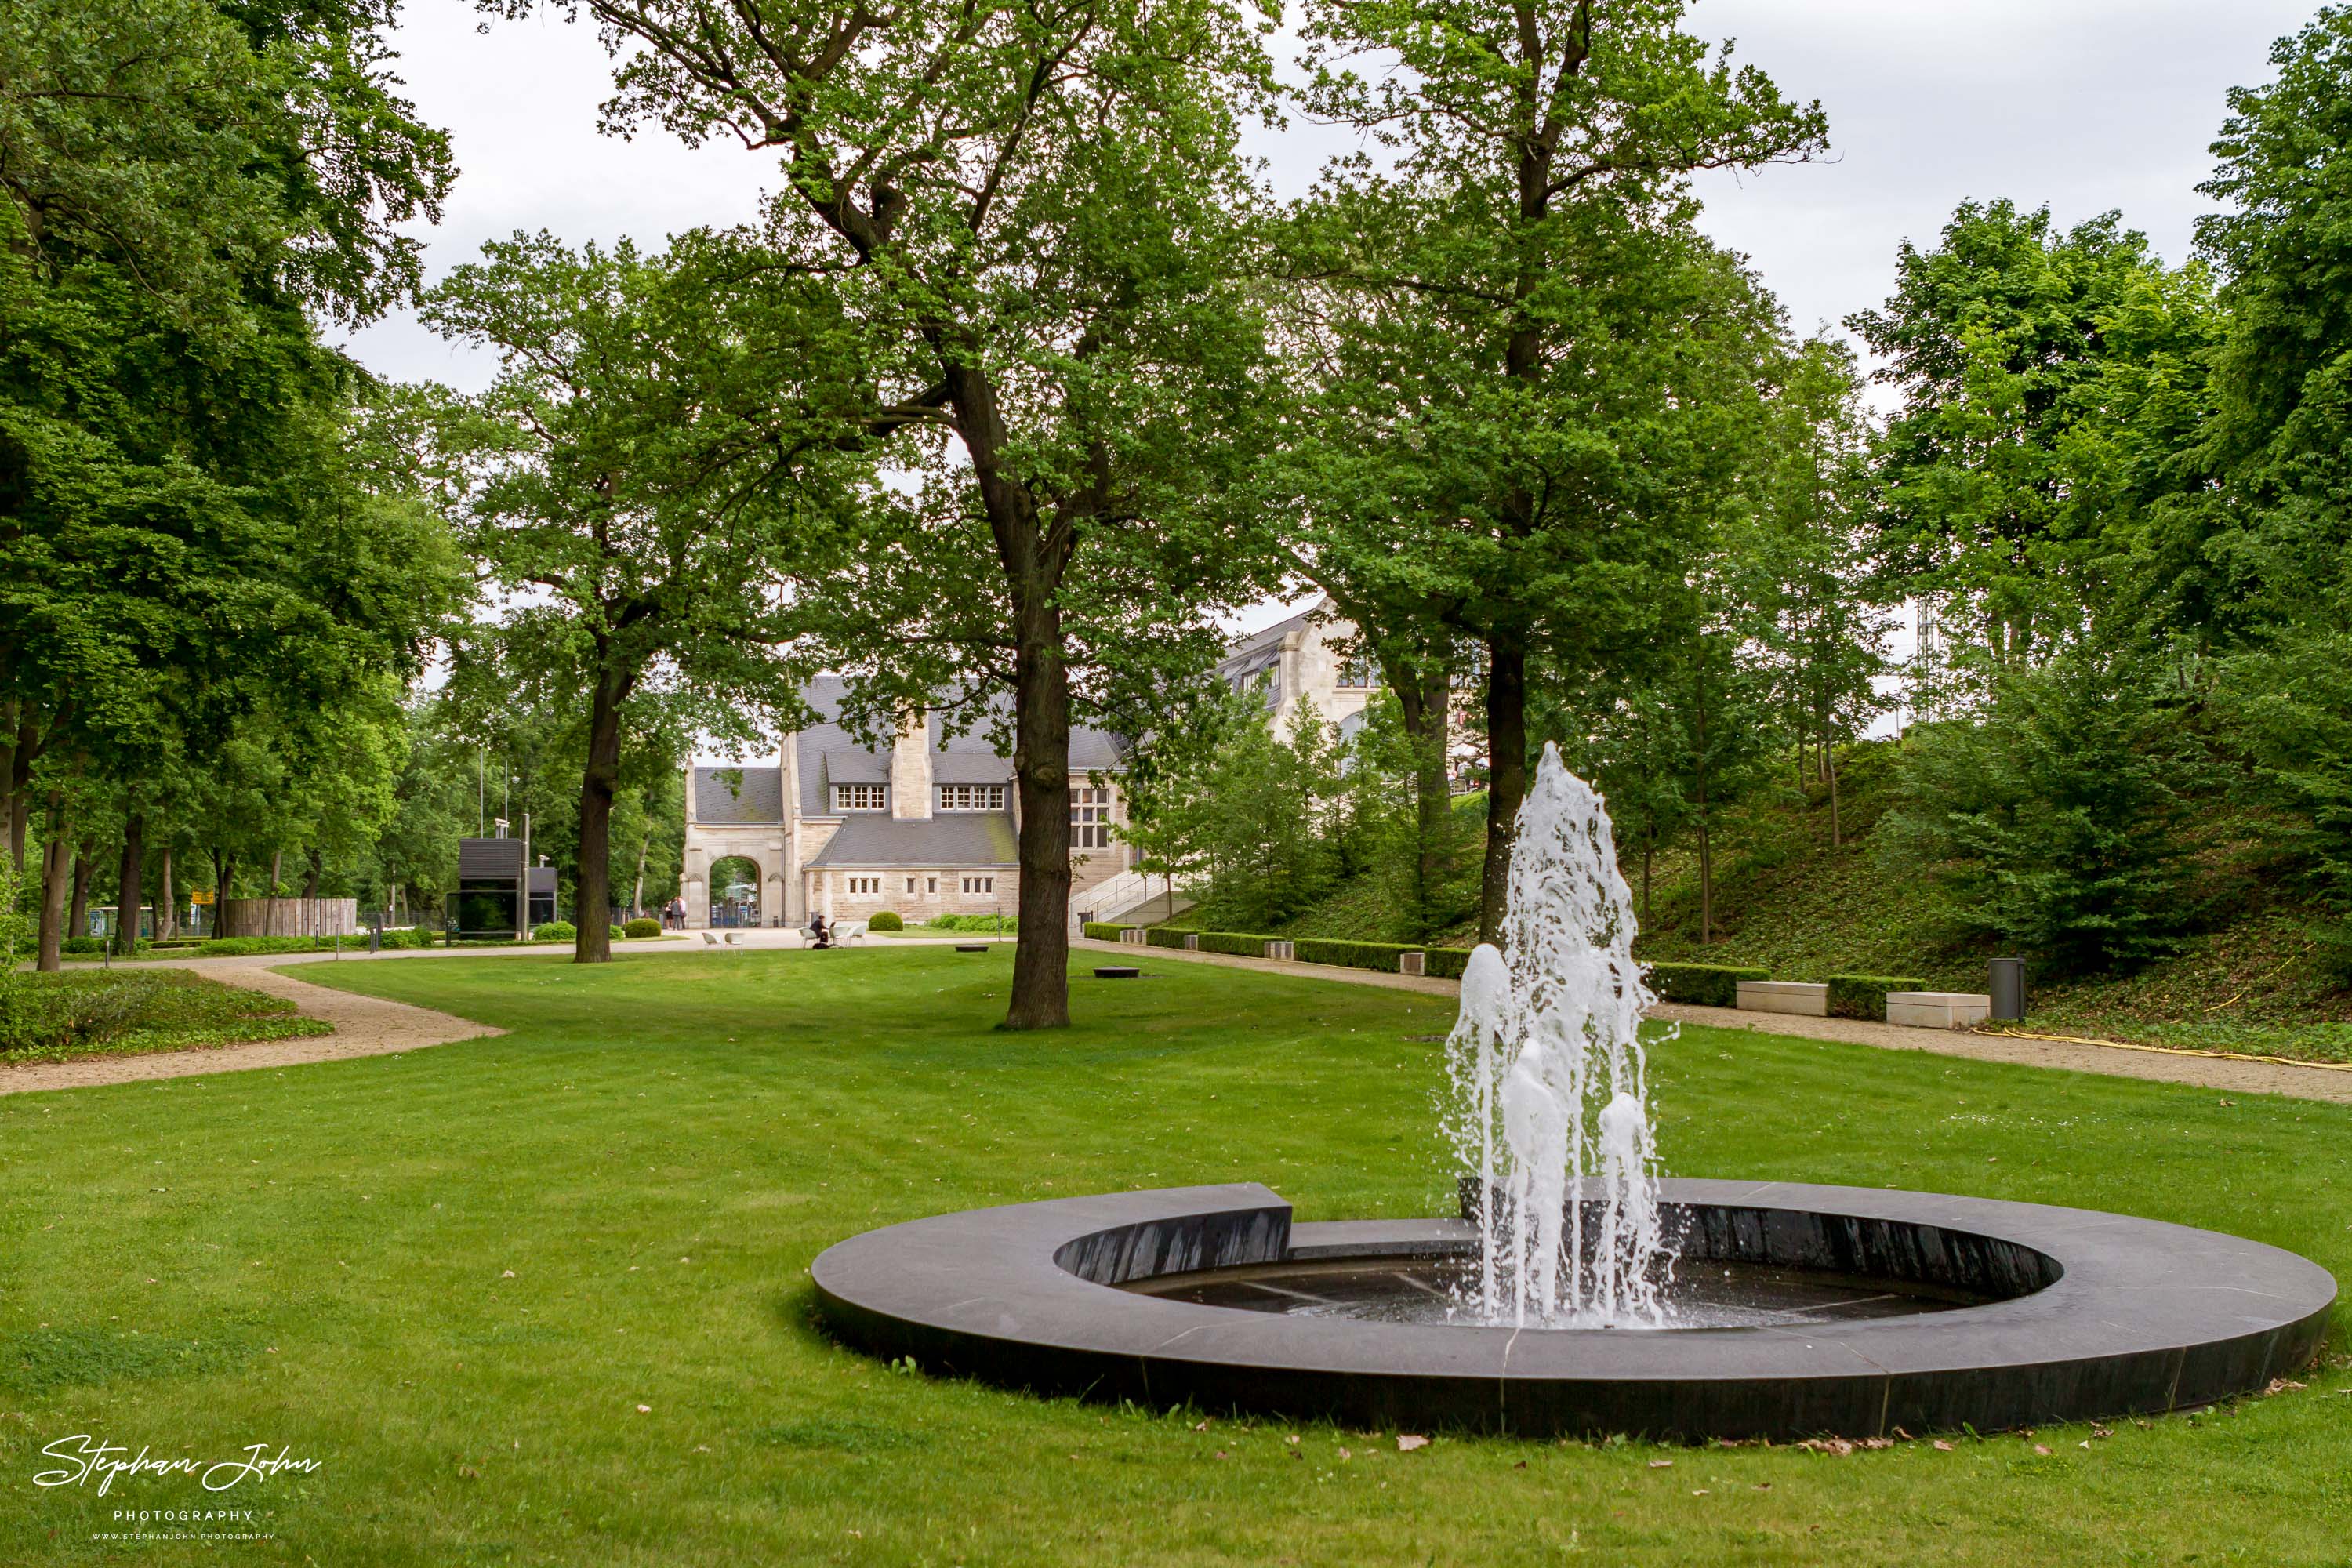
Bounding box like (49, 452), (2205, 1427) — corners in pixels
(891, 709), (932, 819)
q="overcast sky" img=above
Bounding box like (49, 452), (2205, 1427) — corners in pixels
(340, 0), (2325, 659)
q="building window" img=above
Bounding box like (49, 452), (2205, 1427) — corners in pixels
(938, 783), (1006, 811)
(1338, 658), (1381, 689)
(926, 877), (937, 893)
(961, 876), (995, 895)
(846, 876), (881, 895)
(832, 783), (887, 812)
(905, 877), (917, 894)
(1071, 786), (1114, 850)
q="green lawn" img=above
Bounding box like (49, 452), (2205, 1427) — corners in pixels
(2, 948), (2347, 1566)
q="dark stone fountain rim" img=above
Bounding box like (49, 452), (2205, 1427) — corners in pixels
(808, 1179), (2335, 1439)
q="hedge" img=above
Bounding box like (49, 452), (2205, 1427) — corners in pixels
(1423, 946), (1475, 980)
(623, 916), (662, 938)
(1196, 931), (1276, 957)
(1144, 926), (1196, 949)
(1644, 962), (1769, 1008)
(1294, 938), (1418, 973)
(926, 913), (1017, 933)
(1828, 974), (1929, 1020)
(533, 921), (577, 942)
(868, 911), (904, 931)
(1081, 922), (1133, 941)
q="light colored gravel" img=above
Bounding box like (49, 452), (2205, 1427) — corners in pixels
(1074, 939), (2352, 1105)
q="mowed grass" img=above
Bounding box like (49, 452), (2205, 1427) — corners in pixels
(2, 948), (2348, 1566)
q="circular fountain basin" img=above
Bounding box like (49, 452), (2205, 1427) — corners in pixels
(809, 1180), (2335, 1440)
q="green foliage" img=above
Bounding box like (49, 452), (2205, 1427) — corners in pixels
(533, 922), (576, 943)
(624, 917), (662, 939)
(1080, 923), (1133, 942)
(0, 968), (328, 1064)
(1194, 931), (1273, 958)
(924, 914), (1017, 934)
(1645, 962), (1770, 1007)
(1423, 947), (1475, 981)
(1293, 938), (1417, 974)
(866, 912), (903, 932)
(1155, 704), (1348, 934)
(1828, 975), (1930, 1021)
(1142, 928), (1194, 950)
(1875, 649), (2212, 975)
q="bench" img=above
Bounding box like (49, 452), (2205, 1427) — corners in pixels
(1735, 980), (1829, 1018)
(1886, 991), (1992, 1029)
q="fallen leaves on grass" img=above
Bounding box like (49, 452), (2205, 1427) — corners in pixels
(1396, 1435), (1428, 1452)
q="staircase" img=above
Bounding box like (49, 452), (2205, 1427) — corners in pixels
(1071, 868), (1196, 931)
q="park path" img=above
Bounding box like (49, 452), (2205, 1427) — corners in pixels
(9, 935), (2350, 1105)
(1072, 938), (2352, 1106)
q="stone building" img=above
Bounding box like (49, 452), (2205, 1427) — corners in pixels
(680, 677), (1130, 929)
(1214, 598), (1383, 739)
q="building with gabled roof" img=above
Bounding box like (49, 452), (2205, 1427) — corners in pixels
(681, 676), (1130, 928)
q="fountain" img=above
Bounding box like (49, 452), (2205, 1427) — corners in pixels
(811, 748), (2334, 1438)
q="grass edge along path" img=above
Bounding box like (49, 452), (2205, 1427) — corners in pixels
(0, 946), (2345, 1566)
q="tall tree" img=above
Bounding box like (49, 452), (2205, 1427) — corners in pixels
(423, 233), (867, 962)
(1294, 0), (1825, 943)
(498, 0), (1279, 1027)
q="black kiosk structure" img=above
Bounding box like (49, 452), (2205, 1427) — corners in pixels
(456, 834), (557, 941)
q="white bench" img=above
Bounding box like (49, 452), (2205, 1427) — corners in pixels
(1886, 991), (1992, 1029)
(1735, 980), (1828, 1018)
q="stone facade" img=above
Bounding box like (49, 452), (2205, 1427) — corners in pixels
(681, 677), (1131, 929)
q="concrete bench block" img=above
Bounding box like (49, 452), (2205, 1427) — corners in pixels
(1182, 933), (1200, 951)
(1264, 940), (1295, 961)
(1886, 991), (1992, 1029)
(1735, 980), (1828, 1017)
(1120, 927), (1145, 945)
(1399, 952), (1426, 977)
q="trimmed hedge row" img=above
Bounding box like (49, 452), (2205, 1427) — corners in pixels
(1294, 938), (1418, 973)
(1081, 922), (1133, 941)
(1828, 974), (1929, 1020)
(1644, 962), (1769, 1008)
(1196, 931), (1275, 957)
(1423, 947), (1474, 980)
(1144, 927), (1196, 949)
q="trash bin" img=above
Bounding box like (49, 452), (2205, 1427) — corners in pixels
(1989, 956), (2027, 1022)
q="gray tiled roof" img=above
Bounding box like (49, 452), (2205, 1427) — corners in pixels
(693, 765), (785, 824)
(793, 676), (1123, 815)
(805, 812), (1018, 868)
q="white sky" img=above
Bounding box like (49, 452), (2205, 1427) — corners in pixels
(343, 0), (2322, 693)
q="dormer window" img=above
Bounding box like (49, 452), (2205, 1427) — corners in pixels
(832, 783), (888, 811)
(938, 784), (1006, 811)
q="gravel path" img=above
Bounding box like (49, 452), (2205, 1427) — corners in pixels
(1073, 939), (2352, 1105)
(12, 937), (2350, 1105)
(0, 945), (540, 1097)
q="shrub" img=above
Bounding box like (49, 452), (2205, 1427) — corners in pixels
(867, 911), (904, 931)
(1081, 922), (1133, 941)
(533, 921), (576, 943)
(61, 936), (104, 955)
(1, 968), (326, 1064)
(1875, 646), (2211, 975)
(624, 916), (662, 939)
(1828, 975), (1929, 1020)
(1423, 946), (1475, 980)
(1295, 938), (1418, 973)
(1196, 931), (1273, 956)
(1644, 962), (1769, 1007)
(198, 935), (361, 956)
(925, 913), (1016, 933)
(1144, 927), (1194, 949)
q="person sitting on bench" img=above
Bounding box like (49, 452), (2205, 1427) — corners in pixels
(808, 913), (833, 949)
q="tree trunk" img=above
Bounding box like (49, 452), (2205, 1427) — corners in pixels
(949, 358), (1073, 1030)
(573, 666), (627, 964)
(0, 702), (13, 871)
(1828, 742), (1842, 849)
(632, 830), (649, 920)
(1694, 673), (1712, 947)
(36, 794), (67, 971)
(5, 713), (34, 868)
(1477, 630), (1529, 947)
(1642, 829), (1653, 926)
(270, 848), (283, 898)
(1005, 587), (1074, 1029)
(158, 846), (176, 939)
(67, 841), (92, 942)
(114, 813), (144, 956)
(1389, 662), (1456, 940)
(302, 848), (321, 899)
